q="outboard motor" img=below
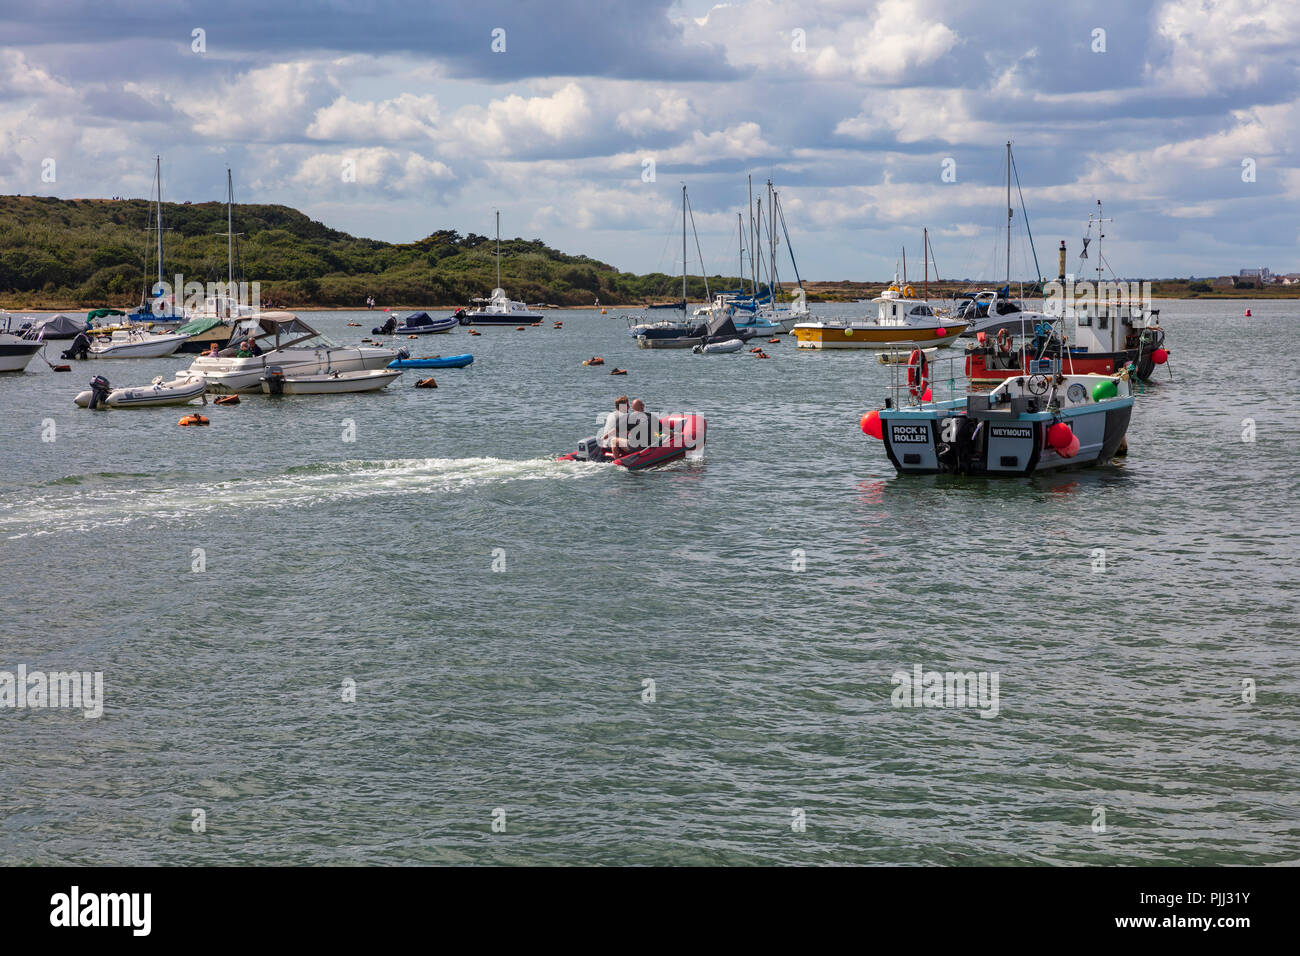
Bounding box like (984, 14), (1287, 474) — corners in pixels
(87, 376), (112, 410)
(574, 437), (602, 461)
(455, 308), (469, 326)
(62, 331), (91, 361)
(263, 365), (285, 395)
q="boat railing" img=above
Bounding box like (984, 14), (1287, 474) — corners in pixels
(881, 348), (969, 409)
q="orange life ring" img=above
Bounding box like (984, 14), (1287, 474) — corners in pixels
(996, 328), (1012, 353)
(907, 348), (929, 399)
(178, 414), (210, 427)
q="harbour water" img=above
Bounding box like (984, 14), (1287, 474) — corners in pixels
(1, 299), (1297, 865)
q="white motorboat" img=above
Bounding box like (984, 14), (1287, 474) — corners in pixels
(0, 313), (43, 372)
(74, 374), (206, 408)
(187, 313), (398, 393)
(88, 328), (192, 358)
(693, 337), (744, 354)
(260, 368), (402, 395)
(460, 211), (543, 324)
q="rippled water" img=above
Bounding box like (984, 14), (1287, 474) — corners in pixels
(1, 300), (1297, 865)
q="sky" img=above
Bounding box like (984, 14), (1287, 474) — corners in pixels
(0, 0), (1296, 281)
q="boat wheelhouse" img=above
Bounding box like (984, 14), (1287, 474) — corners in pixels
(792, 294), (968, 349)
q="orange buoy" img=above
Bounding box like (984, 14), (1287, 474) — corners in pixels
(415, 378), (438, 388)
(610, 368), (627, 375)
(469, 330), (481, 336)
(768, 337), (780, 344)
(214, 395), (239, 406)
(750, 346), (763, 353)
(408, 334), (418, 339)
(178, 414), (210, 427)
(601, 308), (607, 314)
(1245, 309), (1252, 317)
(860, 410), (883, 439)
(516, 325), (525, 330)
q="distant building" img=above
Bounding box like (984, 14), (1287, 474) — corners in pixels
(1239, 267), (1271, 279)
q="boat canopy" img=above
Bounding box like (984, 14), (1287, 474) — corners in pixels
(29, 313), (89, 336)
(87, 308), (125, 321)
(174, 316), (226, 336)
(256, 313), (317, 337)
(703, 311), (742, 339)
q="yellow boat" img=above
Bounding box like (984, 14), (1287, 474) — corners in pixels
(793, 293), (968, 350)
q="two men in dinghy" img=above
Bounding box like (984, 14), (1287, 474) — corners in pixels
(600, 396), (657, 458)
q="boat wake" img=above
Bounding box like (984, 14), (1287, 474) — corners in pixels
(3, 457), (601, 538)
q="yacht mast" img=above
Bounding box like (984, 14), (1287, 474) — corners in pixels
(496, 210), (501, 290)
(681, 185), (687, 310)
(748, 175), (756, 299)
(923, 227), (928, 301)
(155, 156), (164, 289)
(1005, 141), (1012, 288)
(227, 168), (234, 286)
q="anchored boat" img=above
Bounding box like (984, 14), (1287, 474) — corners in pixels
(862, 350), (1133, 476)
(387, 353), (473, 369)
(87, 328), (192, 358)
(793, 288), (967, 350)
(374, 311), (459, 335)
(260, 367), (402, 395)
(186, 313), (397, 393)
(74, 374), (206, 408)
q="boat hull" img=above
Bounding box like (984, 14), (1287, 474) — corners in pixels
(191, 347), (399, 393)
(387, 354), (473, 369)
(260, 369), (402, 394)
(876, 389), (1134, 477)
(966, 347), (1157, 385)
(74, 377), (206, 408)
(793, 322), (967, 349)
(0, 338), (42, 372)
(88, 334), (191, 358)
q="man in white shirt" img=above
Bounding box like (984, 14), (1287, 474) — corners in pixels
(600, 395), (631, 457)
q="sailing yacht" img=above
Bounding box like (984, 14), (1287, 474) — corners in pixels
(460, 212), (543, 324)
(122, 156), (183, 327)
(173, 169), (264, 352)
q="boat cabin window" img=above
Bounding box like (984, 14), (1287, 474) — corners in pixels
(1077, 305), (1091, 327)
(909, 305), (933, 317)
(1098, 312), (1109, 329)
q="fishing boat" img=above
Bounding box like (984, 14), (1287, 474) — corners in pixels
(260, 367), (402, 395)
(374, 311), (459, 335)
(966, 231), (1169, 386)
(862, 350), (1133, 476)
(74, 374), (206, 408)
(792, 290), (967, 349)
(387, 353), (473, 369)
(558, 413), (707, 470)
(186, 313), (398, 393)
(460, 212), (543, 324)
(0, 313), (43, 372)
(87, 328), (192, 358)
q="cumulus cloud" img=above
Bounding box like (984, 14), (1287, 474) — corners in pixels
(307, 93), (441, 142)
